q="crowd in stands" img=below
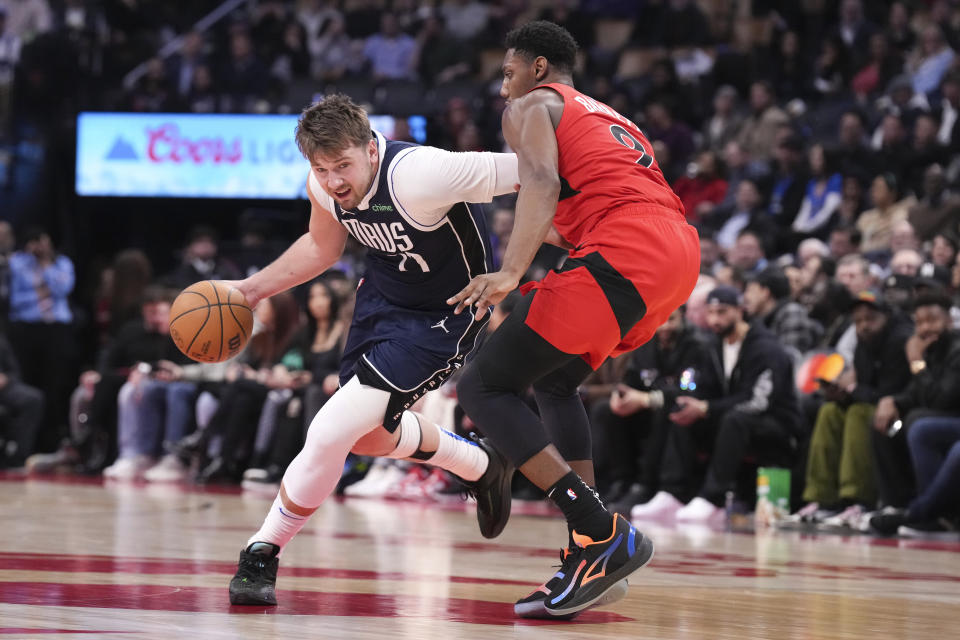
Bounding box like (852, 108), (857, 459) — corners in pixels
(2, 0), (960, 539)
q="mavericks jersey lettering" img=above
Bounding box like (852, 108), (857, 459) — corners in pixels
(311, 137), (493, 311)
(529, 83), (685, 247)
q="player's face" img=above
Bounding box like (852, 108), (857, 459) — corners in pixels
(500, 49), (539, 102)
(311, 139), (378, 210)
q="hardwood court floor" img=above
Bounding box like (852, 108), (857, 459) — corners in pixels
(1, 474), (958, 639)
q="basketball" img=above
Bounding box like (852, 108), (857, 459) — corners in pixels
(169, 280), (254, 363)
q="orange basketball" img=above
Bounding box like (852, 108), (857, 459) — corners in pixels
(169, 280), (254, 363)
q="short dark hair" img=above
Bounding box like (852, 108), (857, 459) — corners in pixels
(296, 93), (373, 162)
(878, 172), (900, 197)
(751, 266), (791, 301)
(188, 224), (218, 245)
(21, 226), (48, 245)
(842, 108), (867, 127)
(752, 79), (775, 97)
(832, 225), (862, 246)
(912, 291), (952, 313)
(935, 232), (959, 254)
(504, 20), (578, 74)
(141, 285), (176, 306)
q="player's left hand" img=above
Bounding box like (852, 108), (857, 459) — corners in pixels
(447, 271), (520, 320)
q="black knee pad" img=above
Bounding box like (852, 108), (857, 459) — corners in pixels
(535, 388), (593, 461)
(533, 358), (594, 462)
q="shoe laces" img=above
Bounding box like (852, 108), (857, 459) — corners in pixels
(555, 546), (583, 571)
(237, 550), (275, 580)
(458, 478), (477, 502)
(236, 556), (266, 580)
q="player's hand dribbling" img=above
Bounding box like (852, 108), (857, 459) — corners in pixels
(220, 279), (261, 310)
(447, 271), (520, 320)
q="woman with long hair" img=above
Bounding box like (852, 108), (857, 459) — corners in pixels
(792, 144), (844, 238)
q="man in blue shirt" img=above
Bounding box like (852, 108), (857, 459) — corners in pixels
(8, 227), (75, 451)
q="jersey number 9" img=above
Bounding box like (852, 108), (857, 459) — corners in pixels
(609, 124), (655, 169)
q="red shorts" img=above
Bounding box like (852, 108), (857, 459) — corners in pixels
(520, 206), (700, 370)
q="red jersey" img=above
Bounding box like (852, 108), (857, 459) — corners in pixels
(531, 83), (684, 246)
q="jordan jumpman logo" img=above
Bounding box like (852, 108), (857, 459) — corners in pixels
(431, 316), (450, 334)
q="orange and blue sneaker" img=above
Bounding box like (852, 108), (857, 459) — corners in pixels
(229, 541), (280, 605)
(537, 514), (654, 618)
(514, 546), (629, 619)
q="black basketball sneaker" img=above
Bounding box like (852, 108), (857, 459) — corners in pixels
(538, 514), (654, 617)
(515, 546), (629, 620)
(229, 541), (280, 605)
(462, 434), (516, 539)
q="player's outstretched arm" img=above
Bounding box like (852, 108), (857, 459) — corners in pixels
(230, 181), (347, 308)
(448, 92), (560, 318)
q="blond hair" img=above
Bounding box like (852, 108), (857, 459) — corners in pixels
(295, 94), (372, 161)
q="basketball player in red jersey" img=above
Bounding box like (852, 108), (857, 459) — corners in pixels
(449, 21), (700, 619)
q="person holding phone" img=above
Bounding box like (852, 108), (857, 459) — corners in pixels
(871, 292), (960, 525)
(784, 290), (912, 530)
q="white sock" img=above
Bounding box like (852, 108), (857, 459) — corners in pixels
(398, 412), (488, 482)
(246, 494), (309, 551)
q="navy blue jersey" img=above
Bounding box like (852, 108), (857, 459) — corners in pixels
(327, 139), (494, 311)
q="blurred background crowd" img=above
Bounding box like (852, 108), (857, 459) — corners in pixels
(2, 0), (960, 538)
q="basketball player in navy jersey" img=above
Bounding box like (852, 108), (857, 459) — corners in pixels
(225, 94), (520, 606)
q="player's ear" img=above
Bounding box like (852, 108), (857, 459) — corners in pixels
(535, 56), (547, 81)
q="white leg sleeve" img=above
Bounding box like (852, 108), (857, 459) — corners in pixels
(281, 376), (389, 508)
(248, 376), (390, 550)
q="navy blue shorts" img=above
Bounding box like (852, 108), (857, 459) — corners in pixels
(339, 279), (487, 431)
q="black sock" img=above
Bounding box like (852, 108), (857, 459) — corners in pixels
(565, 485), (600, 550)
(547, 471), (613, 543)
